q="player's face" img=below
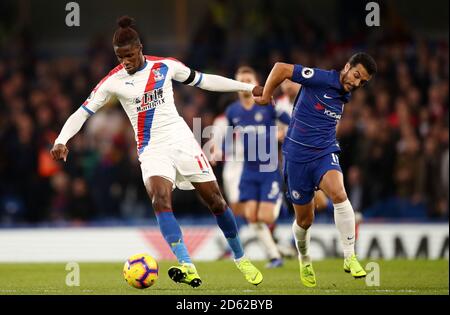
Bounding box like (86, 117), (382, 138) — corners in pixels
(236, 72), (258, 98)
(340, 63), (371, 92)
(114, 44), (144, 74)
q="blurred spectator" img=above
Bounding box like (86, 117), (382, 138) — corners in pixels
(0, 0), (448, 224)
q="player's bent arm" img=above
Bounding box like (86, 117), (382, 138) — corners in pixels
(256, 63), (294, 105)
(54, 107), (90, 145)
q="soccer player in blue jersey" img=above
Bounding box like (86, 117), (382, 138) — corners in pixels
(225, 66), (291, 268)
(254, 53), (377, 287)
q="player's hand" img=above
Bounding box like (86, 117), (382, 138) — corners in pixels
(253, 94), (271, 105)
(50, 143), (69, 162)
(252, 85), (264, 97)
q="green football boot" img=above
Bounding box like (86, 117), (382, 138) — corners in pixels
(343, 254), (367, 278)
(299, 261), (317, 287)
(235, 257), (263, 285)
(168, 263), (202, 288)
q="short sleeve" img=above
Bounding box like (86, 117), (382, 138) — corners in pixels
(292, 64), (332, 87)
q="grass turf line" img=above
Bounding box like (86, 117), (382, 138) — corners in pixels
(0, 259), (447, 295)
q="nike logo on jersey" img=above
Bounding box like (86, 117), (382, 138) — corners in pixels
(323, 94), (333, 99)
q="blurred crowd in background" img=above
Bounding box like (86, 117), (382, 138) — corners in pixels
(0, 1), (448, 224)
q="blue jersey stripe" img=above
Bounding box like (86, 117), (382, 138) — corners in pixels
(194, 73), (203, 87)
(81, 105), (94, 115)
(138, 109), (156, 155)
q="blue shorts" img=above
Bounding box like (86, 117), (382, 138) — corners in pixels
(283, 152), (342, 205)
(238, 170), (282, 203)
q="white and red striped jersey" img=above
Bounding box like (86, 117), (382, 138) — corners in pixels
(82, 55), (196, 154)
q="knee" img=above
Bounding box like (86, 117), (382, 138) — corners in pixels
(150, 190), (172, 212)
(328, 189), (348, 204)
(257, 211), (274, 225)
(208, 192), (227, 215)
(246, 211), (258, 223)
(296, 211), (314, 230)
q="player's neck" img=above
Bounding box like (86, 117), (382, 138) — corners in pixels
(240, 97), (254, 109)
(137, 55), (145, 69)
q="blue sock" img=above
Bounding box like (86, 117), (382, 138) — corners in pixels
(155, 211), (192, 264)
(215, 207), (244, 259)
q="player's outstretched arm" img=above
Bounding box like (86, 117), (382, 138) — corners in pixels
(171, 61), (263, 97)
(50, 107), (90, 162)
(254, 62), (294, 105)
(196, 73), (263, 96)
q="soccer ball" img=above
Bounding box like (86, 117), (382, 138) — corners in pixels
(123, 253), (159, 289)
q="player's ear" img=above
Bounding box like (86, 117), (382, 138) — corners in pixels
(343, 63), (351, 73)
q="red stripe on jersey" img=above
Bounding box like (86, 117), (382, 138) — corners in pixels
(200, 154), (209, 170)
(137, 62), (161, 151)
(196, 156), (204, 171)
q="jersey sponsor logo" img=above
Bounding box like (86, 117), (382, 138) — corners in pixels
(301, 67), (314, 79)
(324, 109), (342, 120)
(137, 88), (165, 112)
(315, 103), (325, 111)
(315, 103), (342, 120)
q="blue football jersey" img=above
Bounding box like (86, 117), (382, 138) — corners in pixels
(283, 64), (351, 163)
(226, 101), (290, 172)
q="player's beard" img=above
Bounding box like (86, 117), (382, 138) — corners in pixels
(342, 73), (356, 92)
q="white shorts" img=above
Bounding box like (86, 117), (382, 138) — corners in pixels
(222, 160), (243, 204)
(139, 135), (216, 190)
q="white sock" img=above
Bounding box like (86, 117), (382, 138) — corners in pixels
(334, 199), (356, 258)
(250, 222), (281, 260)
(292, 221), (311, 264)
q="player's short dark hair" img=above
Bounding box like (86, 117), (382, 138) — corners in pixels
(112, 16), (141, 47)
(348, 52), (377, 76)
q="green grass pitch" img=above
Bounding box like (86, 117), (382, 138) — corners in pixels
(0, 259), (447, 295)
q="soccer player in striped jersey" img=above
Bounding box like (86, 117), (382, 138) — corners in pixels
(255, 53), (377, 287)
(50, 16), (263, 288)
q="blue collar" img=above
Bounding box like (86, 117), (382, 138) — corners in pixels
(136, 59), (147, 72)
